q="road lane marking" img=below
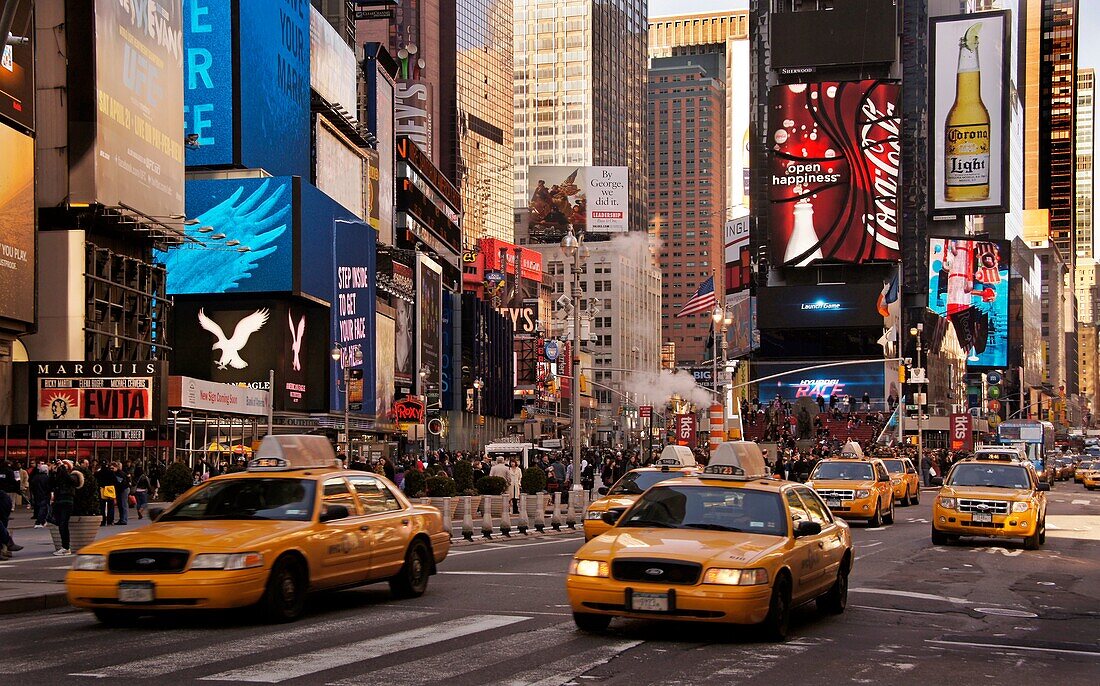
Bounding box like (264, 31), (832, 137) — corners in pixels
(713, 638), (822, 677)
(851, 604), (944, 617)
(858, 541), (883, 548)
(439, 571), (560, 576)
(447, 537), (583, 556)
(926, 639), (1100, 658)
(71, 611), (433, 678)
(326, 623), (580, 686)
(485, 640), (643, 686)
(1071, 499), (1090, 505)
(850, 588), (971, 604)
(199, 615), (531, 683)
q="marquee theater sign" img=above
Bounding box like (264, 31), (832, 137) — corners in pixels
(32, 362), (166, 424)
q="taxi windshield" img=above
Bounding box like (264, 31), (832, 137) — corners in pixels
(608, 470), (683, 496)
(161, 478), (317, 522)
(619, 485), (787, 536)
(811, 462), (874, 481)
(881, 459), (905, 474)
(948, 464), (1031, 489)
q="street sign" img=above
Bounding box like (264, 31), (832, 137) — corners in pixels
(639, 405), (652, 418)
(46, 428), (145, 441)
(544, 340), (560, 361)
(485, 270), (505, 283)
(908, 367), (928, 383)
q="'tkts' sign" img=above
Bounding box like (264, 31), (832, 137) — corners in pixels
(949, 413), (972, 451)
(675, 414), (696, 446)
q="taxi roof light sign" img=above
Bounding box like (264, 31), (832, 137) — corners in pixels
(839, 441), (864, 459)
(703, 442), (769, 480)
(249, 435), (340, 471)
(655, 445), (697, 468)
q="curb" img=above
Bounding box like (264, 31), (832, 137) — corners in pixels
(0, 590), (69, 616)
(450, 526), (584, 547)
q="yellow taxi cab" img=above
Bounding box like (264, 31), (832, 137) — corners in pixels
(567, 441), (853, 641)
(1074, 460), (1095, 484)
(879, 456), (921, 506)
(66, 435), (450, 625)
(584, 446), (698, 541)
(1078, 461), (1100, 490)
(805, 443), (895, 527)
(931, 452), (1049, 549)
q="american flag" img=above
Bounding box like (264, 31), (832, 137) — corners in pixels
(675, 276), (716, 318)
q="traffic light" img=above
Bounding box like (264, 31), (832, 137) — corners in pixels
(898, 365), (907, 383)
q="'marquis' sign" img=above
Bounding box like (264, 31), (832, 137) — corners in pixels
(391, 395), (426, 424)
(32, 362), (165, 424)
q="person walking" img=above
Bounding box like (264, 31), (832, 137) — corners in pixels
(506, 459), (522, 515)
(30, 464), (51, 527)
(95, 461), (117, 526)
(51, 461), (82, 556)
(0, 461), (23, 558)
(920, 451), (933, 486)
(114, 462), (131, 525)
(132, 467), (151, 520)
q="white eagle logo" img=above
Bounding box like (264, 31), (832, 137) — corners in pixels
(198, 308), (270, 370)
(289, 311), (306, 372)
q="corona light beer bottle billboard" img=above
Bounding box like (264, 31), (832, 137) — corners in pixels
(944, 24), (991, 202)
(930, 11), (1009, 215)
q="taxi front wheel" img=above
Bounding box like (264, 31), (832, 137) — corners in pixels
(573, 612), (612, 633)
(817, 559), (849, 615)
(390, 540), (431, 598)
(760, 576), (791, 642)
(261, 557), (307, 623)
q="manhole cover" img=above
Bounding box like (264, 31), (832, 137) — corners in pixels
(975, 607), (1038, 618)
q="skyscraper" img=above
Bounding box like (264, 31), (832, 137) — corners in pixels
(1039, 0), (1079, 268)
(647, 54), (726, 366)
(1076, 67), (1094, 263)
(512, 0), (648, 234)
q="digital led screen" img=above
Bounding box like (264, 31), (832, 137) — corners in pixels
(756, 283), (886, 330)
(91, 0), (185, 217)
(418, 255), (442, 407)
(755, 361), (886, 403)
(928, 237), (1010, 368)
(768, 80), (900, 266)
(315, 119), (367, 219)
(183, 0), (234, 166)
(0, 124), (35, 323)
(160, 177), (296, 294)
(0, 0), (35, 131)
(309, 5), (358, 119)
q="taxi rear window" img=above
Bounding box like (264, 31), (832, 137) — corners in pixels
(811, 462), (874, 481)
(608, 470), (683, 496)
(161, 478), (317, 522)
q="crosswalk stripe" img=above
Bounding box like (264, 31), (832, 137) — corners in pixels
(70, 610), (433, 678)
(485, 640), (643, 686)
(326, 622), (580, 686)
(200, 614), (532, 683)
(9, 628), (208, 675)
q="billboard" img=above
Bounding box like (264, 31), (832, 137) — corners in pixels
(527, 166), (586, 241)
(0, 124), (34, 323)
(928, 237), (1010, 368)
(417, 254), (442, 406)
(755, 361), (885, 403)
(162, 177), (296, 294)
(238, 0), (310, 177)
(723, 214), (751, 296)
(768, 80), (900, 266)
(725, 293), (756, 359)
(91, 0), (185, 217)
(183, 0), (233, 166)
(331, 213), (376, 414)
(950, 412), (974, 451)
(372, 61), (395, 245)
(929, 12), (1010, 215)
(756, 283), (886, 330)
(587, 166), (628, 232)
(309, 5), (358, 120)
(32, 362), (165, 424)
(366, 147), (380, 229)
(0, 0), (34, 131)
(315, 118), (368, 219)
(675, 414), (696, 446)
(393, 260), (415, 386)
(376, 314), (395, 417)
(395, 80), (433, 156)
(729, 39), (750, 207)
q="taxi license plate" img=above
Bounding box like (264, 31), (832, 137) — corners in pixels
(826, 499), (841, 508)
(118, 581), (154, 603)
(972, 513), (993, 524)
(630, 592), (669, 612)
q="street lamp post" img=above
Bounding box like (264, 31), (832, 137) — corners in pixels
(909, 324), (924, 463)
(473, 377), (484, 457)
(562, 226), (587, 492)
(331, 343), (362, 458)
(419, 366), (430, 462)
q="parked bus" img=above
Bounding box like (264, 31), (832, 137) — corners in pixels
(997, 419), (1056, 484)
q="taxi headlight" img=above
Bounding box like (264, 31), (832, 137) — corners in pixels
(938, 497), (956, 509)
(1011, 501), (1030, 513)
(891, 478), (901, 484)
(585, 510), (605, 520)
(569, 559), (610, 578)
(855, 489), (871, 499)
(703, 568), (769, 586)
(190, 552), (264, 571)
(72, 554), (106, 571)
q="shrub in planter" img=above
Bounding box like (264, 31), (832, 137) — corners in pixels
(159, 462), (194, 503)
(453, 460), (475, 493)
(476, 475), (507, 496)
(425, 475), (457, 497)
(73, 467), (101, 516)
(520, 467), (547, 495)
(403, 468), (426, 498)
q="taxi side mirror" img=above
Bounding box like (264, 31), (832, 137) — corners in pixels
(601, 508), (625, 526)
(320, 504), (350, 523)
(794, 520), (822, 537)
(931, 476), (944, 487)
(148, 506), (164, 522)
(597, 487), (609, 496)
(1037, 482), (1050, 492)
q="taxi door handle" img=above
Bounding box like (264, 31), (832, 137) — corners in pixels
(817, 541), (825, 548)
(360, 525), (371, 531)
(401, 519), (410, 526)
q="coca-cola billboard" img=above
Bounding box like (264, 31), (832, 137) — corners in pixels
(768, 80), (901, 266)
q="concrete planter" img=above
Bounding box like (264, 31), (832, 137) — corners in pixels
(478, 494), (505, 518)
(47, 516), (103, 553)
(428, 497), (459, 520)
(524, 493), (549, 519)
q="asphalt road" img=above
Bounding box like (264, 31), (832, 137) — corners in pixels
(2, 483), (1099, 685)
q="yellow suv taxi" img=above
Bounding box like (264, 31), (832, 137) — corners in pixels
(879, 456), (921, 506)
(67, 435), (450, 624)
(931, 453), (1049, 549)
(584, 448), (698, 541)
(1078, 461), (1100, 490)
(567, 442), (853, 641)
(806, 446), (895, 527)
